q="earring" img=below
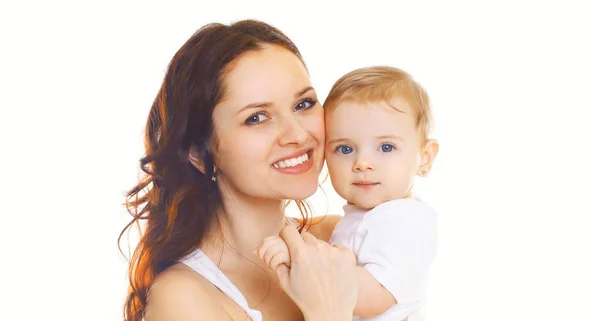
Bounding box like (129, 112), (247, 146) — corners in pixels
(211, 166), (218, 182)
(420, 169), (428, 176)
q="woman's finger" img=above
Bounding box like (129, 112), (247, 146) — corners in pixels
(275, 236), (359, 319)
(331, 243), (357, 264)
(275, 263), (291, 293)
(280, 225), (305, 254)
(300, 231), (319, 245)
(331, 243), (346, 250)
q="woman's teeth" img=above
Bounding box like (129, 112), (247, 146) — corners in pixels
(272, 153), (309, 169)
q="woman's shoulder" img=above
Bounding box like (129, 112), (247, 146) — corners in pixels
(145, 263), (232, 321)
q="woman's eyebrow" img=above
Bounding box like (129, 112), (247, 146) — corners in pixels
(238, 101), (273, 114)
(295, 86), (314, 98)
(237, 86), (315, 114)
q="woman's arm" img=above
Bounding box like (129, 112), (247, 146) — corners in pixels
(145, 267), (231, 321)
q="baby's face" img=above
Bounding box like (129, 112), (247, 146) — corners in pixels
(325, 99), (422, 210)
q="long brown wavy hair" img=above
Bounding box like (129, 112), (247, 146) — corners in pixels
(118, 20), (312, 321)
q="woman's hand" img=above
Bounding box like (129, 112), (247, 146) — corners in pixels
(273, 225), (358, 321)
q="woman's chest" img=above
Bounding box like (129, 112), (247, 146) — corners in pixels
(220, 289), (303, 321)
(257, 289), (303, 321)
(223, 273), (303, 321)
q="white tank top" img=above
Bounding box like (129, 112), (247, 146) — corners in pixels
(180, 248), (263, 321)
(179, 217), (301, 321)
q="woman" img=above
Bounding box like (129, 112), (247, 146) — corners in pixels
(119, 20), (357, 321)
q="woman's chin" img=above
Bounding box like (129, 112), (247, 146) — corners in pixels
(275, 179), (319, 201)
(284, 184), (319, 200)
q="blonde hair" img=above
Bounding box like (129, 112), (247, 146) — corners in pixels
(323, 66), (432, 142)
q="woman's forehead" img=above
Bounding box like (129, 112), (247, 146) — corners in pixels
(220, 46), (311, 107)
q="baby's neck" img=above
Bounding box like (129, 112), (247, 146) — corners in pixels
(348, 194), (415, 211)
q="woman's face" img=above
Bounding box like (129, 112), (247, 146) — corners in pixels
(211, 45), (324, 201)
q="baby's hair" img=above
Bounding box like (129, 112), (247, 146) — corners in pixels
(323, 66), (432, 142)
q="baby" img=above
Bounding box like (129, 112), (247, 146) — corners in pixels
(259, 66), (439, 321)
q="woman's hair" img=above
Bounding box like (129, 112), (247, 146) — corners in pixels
(118, 20), (311, 321)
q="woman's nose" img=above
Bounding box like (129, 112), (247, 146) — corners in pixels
(278, 115), (309, 146)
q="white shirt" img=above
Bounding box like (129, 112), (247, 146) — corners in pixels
(329, 198), (438, 321)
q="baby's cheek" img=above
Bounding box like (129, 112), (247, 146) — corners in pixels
(327, 166), (348, 195)
(326, 158), (343, 177)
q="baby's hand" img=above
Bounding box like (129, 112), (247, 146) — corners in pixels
(256, 235), (291, 271)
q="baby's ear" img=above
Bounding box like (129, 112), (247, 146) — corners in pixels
(418, 139), (439, 177)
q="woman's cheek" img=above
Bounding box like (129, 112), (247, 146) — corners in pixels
(305, 114), (325, 141)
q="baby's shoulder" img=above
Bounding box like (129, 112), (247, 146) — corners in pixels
(364, 198), (437, 226)
(295, 215), (342, 241)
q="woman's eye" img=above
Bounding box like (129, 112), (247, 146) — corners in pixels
(294, 98), (316, 111)
(336, 145), (354, 155)
(245, 113), (268, 125)
(379, 143), (395, 152)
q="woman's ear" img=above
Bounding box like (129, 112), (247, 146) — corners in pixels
(188, 144), (208, 174)
(418, 139), (439, 177)
(189, 144), (218, 182)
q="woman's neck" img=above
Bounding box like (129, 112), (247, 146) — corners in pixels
(201, 193), (288, 265)
(197, 194), (300, 314)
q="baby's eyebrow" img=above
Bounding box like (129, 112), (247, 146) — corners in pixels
(376, 135), (404, 141)
(326, 138), (349, 145)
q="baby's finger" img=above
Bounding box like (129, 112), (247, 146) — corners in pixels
(257, 236), (282, 261)
(263, 242), (289, 266)
(263, 235), (280, 243)
(268, 251), (291, 271)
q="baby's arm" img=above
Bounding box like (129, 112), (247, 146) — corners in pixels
(354, 201), (438, 320)
(354, 266), (397, 317)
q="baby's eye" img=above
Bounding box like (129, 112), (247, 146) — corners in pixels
(336, 145), (354, 155)
(245, 113), (268, 125)
(294, 98), (316, 111)
(379, 143), (395, 153)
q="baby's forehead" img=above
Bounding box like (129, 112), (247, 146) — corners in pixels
(326, 97), (416, 117)
(325, 101), (418, 135)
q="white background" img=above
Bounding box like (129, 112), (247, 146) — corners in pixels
(1, 1), (599, 320)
